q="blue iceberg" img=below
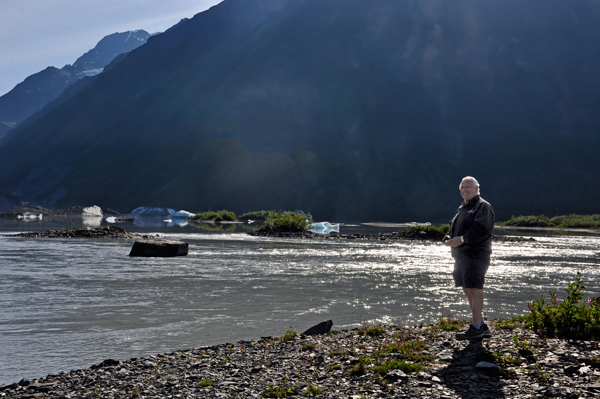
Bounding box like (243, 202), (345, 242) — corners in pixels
(310, 221), (340, 234)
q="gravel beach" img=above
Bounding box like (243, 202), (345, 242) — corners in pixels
(2, 321), (599, 398)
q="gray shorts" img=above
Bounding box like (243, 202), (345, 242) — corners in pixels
(453, 251), (490, 289)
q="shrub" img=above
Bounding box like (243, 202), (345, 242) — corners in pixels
(191, 210), (236, 222)
(400, 225), (449, 239)
(549, 214), (600, 228)
(258, 211), (312, 233)
(238, 210), (277, 220)
(527, 270), (600, 340)
(500, 215), (553, 227)
(499, 214), (600, 228)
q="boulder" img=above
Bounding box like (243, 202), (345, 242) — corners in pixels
(129, 239), (188, 257)
(303, 320), (333, 336)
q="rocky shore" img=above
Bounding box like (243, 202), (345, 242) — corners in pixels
(248, 230), (534, 243)
(8, 226), (137, 239)
(2, 321), (599, 399)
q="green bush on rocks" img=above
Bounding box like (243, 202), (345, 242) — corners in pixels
(258, 211), (312, 233)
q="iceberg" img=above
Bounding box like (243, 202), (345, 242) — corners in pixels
(171, 210), (195, 218)
(310, 221), (340, 234)
(82, 205), (103, 217)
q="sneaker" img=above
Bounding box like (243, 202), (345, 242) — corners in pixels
(480, 323), (492, 337)
(456, 324), (486, 340)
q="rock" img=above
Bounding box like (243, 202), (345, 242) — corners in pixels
(383, 369), (408, 382)
(129, 239), (188, 257)
(303, 320), (333, 336)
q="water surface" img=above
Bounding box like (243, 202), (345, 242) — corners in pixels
(1, 220), (599, 385)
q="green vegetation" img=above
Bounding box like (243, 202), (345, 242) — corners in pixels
(370, 360), (425, 377)
(430, 314), (465, 332)
(190, 210), (236, 222)
(199, 379), (214, 387)
(499, 214), (600, 229)
(373, 340), (434, 363)
(328, 348), (356, 357)
(280, 330), (298, 343)
(238, 210), (277, 220)
(357, 324), (386, 337)
(262, 384), (295, 398)
(526, 270), (600, 340)
(304, 385), (323, 396)
(400, 224), (449, 239)
(258, 211), (312, 233)
(524, 364), (552, 383)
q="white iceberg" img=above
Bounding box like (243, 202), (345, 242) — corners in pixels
(171, 210), (195, 218)
(82, 205), (103, 217)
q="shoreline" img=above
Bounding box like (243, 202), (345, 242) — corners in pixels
(2, 320), (598, 398)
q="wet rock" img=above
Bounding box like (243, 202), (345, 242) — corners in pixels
(9, 226), (133, 239)
(129, 238), (188, 257)
(303, 320), (333, 336)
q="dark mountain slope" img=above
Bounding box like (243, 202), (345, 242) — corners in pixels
(1, 0), (599, 221)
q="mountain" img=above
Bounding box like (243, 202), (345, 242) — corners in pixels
(1, 0), (599, 222)
(0, 30), (150, 138)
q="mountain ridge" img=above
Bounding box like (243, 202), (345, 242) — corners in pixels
(1, 0), (599, 222)
(0, 30), (150, 138)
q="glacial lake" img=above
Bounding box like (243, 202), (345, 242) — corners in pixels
(1, 218), (599, 385)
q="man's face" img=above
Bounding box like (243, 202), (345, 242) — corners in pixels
(459, 179), (478, 201)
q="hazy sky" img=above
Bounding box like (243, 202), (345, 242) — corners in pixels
(0, 0), (222, 96)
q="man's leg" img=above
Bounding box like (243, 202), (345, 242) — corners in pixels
(463, 288), (484, 324)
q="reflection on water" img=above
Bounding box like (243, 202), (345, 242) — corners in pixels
(0, 223), (599, 385)
(189, 220), (238, 232)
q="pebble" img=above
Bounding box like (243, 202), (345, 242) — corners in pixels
(1, 322), (598, 398)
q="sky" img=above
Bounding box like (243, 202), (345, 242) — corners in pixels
(0, 0), (222, 96)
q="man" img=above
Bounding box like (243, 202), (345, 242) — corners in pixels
(444, 176), (494, 339)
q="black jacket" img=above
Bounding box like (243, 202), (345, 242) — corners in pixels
(448, 195), (494, 258)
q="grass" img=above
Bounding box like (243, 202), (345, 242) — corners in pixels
(190, 210), (236, 222)
(356, 324), (386, 337)
(499, 214), (600, 229)
(373, 340), (434, 363)
(371, 360), (425, 377)
(430, 314), (465, 332)
(280, 330), (298, 343)
(258, 211), (312, 233)
(262, 384), (295, 398)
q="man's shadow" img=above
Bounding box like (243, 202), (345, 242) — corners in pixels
(435, 338), (506, 399)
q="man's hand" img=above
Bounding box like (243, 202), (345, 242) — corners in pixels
(443, 236), (463, 247)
